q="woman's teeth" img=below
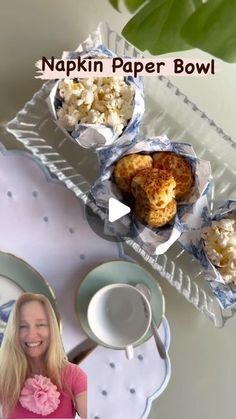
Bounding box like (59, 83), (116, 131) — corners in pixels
(26, 342), (42, 347)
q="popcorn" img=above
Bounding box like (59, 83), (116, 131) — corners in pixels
(201, 218), (236, 284)
(56, 77), (135, 135)
(47, 45), (145, 148)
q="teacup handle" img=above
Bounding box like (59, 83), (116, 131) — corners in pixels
(125, 345), (134, 360)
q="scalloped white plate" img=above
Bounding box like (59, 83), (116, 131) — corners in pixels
(80, 316), (171, 419)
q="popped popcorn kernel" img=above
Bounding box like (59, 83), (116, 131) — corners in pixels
(56, 76), (135, 134)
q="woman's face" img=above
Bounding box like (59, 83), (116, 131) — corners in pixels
(19, 301), (50, 359)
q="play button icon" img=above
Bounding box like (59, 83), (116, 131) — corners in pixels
(84, 192), (144, 243)
(108, 198), (130, 222)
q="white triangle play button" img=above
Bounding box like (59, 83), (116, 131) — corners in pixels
(108, 198), (130, 223)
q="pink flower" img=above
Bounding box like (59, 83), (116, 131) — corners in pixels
(19, 375), (60, 416)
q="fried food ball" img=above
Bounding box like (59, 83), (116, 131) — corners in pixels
(152, 151), (193, 199)
(113, 153), (153, 193)
(131, 168), (176, 209)
(135, 199), (177, 228)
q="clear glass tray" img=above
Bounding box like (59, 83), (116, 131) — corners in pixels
(6, 23), (236, 327)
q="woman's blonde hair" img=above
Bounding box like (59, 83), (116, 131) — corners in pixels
(0, 293), (68, 417)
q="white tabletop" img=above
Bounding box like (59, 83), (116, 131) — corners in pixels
(1, 1), (236, 418)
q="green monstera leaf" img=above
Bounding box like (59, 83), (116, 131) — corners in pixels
(124, 0), (146, 13)
(182, 0), (236, 62)
(109, 0), (236, 62)
(122, 0), (198, 55)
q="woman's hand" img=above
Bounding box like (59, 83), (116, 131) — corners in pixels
(75, 391), (87, 419)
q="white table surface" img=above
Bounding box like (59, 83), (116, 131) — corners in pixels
(1, 1), (236, 418)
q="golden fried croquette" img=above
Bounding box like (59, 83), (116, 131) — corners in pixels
(114, 153), (153, 193)
(131, 168), (176, 209)
(135, 199), (177, 228)
(152, 151), (193, 199)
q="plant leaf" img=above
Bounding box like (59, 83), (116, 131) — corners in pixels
(191, 0), (203, 7)
(124, 0), (147, 13)
(109, 0), (120, 10)
(182, 0), (236, 62)
(122, 0), (199, 55)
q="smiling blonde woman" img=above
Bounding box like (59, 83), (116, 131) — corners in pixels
(0, 293), (87, 419)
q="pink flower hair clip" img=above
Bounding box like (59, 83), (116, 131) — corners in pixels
(19, 374), (60, 416)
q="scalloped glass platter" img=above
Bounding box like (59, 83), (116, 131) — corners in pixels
(5, 23), (236, 327)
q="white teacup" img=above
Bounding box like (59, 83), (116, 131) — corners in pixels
(87, 283), (152, 360)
